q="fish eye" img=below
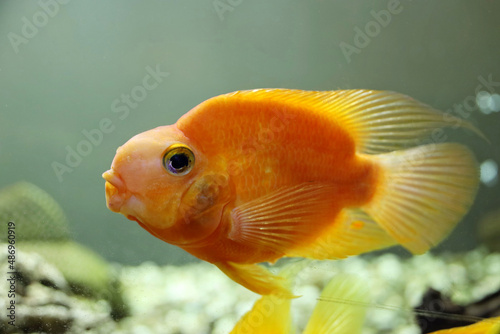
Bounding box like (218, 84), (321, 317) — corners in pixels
(163, 144), (195, 176)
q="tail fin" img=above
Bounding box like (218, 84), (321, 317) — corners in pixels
(229, 292), (292, 334)
(229, 260), (308, 334)
(303, 274), (368, 334)
(363, 143), (479, 254)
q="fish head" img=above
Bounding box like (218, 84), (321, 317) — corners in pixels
(103, 125), (232, 246)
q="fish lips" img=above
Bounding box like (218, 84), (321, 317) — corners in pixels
(103, 169), (129, 213)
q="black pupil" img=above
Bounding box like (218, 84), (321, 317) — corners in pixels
(170, 153), (189, 170)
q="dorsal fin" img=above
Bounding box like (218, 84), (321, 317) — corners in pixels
(221, 89), (485, 154)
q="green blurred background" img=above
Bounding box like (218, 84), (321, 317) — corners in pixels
(0, 0), (499, 265)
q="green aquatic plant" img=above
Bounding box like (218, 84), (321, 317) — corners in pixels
(0, 181), (128, 319)
(0, 181), (70, 241)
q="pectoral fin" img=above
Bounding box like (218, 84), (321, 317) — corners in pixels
(229, 182), (340, 255)
(216, 261), (295, 297)
(229, 183), (397, 260)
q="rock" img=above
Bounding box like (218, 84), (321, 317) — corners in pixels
(0, 246), (116, 334)
(18, 241), (129, 320)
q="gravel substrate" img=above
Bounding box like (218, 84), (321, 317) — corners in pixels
(115, 248), (500, 334)
(2, 246), (498, 333)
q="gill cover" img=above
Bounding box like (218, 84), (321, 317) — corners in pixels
(174, 173), (233, 244)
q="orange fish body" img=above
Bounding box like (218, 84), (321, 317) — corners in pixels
(103, 89), (480, 295)
(164, 90), (378, 263)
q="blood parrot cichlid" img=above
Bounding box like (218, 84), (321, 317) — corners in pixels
(231, 271), (369, 334)
(231, 270), (500, 334)
(103, 89), (481, 296)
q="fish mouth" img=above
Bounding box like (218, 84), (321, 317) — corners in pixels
(102, 169), (129, 213)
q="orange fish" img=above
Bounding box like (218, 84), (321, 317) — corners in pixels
(231, 271), (369, 334)
(103, 89), (480, 296)
(231, 275), (500, 334)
